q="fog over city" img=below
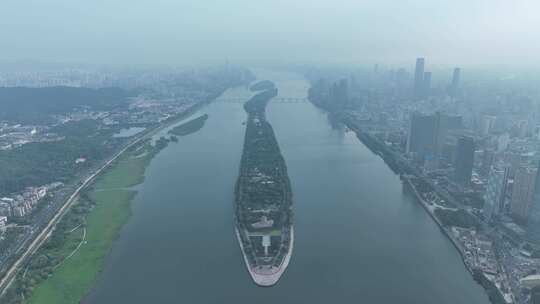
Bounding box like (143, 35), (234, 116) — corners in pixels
(4, 1), (540, 304)
(2, 0), (540, 67)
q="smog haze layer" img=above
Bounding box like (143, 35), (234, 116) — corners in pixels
(2, 0), (539, 67)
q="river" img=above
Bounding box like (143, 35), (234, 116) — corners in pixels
(84, 71), (490, 304)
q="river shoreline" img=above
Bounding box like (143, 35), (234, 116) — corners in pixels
(340, 117), (506, 304)
(42, 71), (493, 304)
(0, 89), (232, 303)
(26, 138), (170, 304)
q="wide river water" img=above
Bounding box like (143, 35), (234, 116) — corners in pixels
(84, 71), (490, 304)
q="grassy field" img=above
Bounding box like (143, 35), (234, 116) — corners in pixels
(26, 145), (157, 304)
(44, 223), (84, 263)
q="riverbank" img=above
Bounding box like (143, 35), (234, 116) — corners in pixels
(17, 85), (248, 303)
(25, 140), (165, 304)
(341, 116), (507, 304)
(0, 103), (204, 304)
(343, 120), (472, 257)
(69, 71), (492, 304)
(0, 79), (244, 302)
(403, 176), (507, 304)
(0, 100), (214, 304)
(403, 176), (470, 268)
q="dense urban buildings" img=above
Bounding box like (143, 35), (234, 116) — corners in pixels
(528, 163), (540, 243)
(306, 56), (540, 303)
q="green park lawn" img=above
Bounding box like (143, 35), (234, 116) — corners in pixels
(27, 149), (153, 304)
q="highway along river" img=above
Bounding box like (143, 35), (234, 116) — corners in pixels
(84, 71), (490, 304)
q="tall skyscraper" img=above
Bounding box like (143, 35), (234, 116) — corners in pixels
(395, 68), (409, 89)
(406, 112), (437, 159)
(527, 161), (540, 242)
(449, 67), (461, 97)
(413, 57), (425, 97)
(506, 152), (526, 178)
(484, 165), (510, 222)
(480, 115), (497, 136)
(423, 71), (432, 97)
(338, 78), (349, 106)
(434, 113), (463, 154)
(511, 166), (537, 222)
(454, 136), (475, 186)
(407, 112), (463, 161)
(481, 150), (495, 176)
(328, 79), (349, 110)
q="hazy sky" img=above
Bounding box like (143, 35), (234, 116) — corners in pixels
(2, 0), (539, 67)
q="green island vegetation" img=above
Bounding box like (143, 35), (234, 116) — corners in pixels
(168, 114), (209, 137)
(235, 85), (294, 269)
(249, 80), (275, 92)
(1, 137), (170, 304)
(434, 208), (480, 229)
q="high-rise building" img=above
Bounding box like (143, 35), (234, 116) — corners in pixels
(516, 120), (528, 138)
(328, 79), (349, 110)
(434, 113), (462, 154)
(449, 67), (461, 97)
(423, 72), (432, 97)
(511, 166), (537, 222)
(484, 165), (510, 222)
(480, 115), (497, 136)
(339, 78), (348, 102)
(481, 150), (495, 176)
(395, 68), (409, 89)
(497, 133), (510, 153)
(505, 152), (526, 178)
(406, 112), (437, 158)
(454, 136), (475, 186)
(407, 112), (464, 164)
(413, 58), (425, 98)
(527, 162), (540, 242)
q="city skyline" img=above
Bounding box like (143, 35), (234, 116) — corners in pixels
(2, 1), (540, 303)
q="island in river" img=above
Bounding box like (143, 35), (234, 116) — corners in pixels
(249, 80), (276, 92)
(168, 114), (208, 137)
(234, 84), (294, 286)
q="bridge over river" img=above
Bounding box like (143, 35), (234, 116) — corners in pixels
(214, 97), (308, 104)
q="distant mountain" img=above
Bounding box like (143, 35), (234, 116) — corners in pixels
(0, 86), (129, 124)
